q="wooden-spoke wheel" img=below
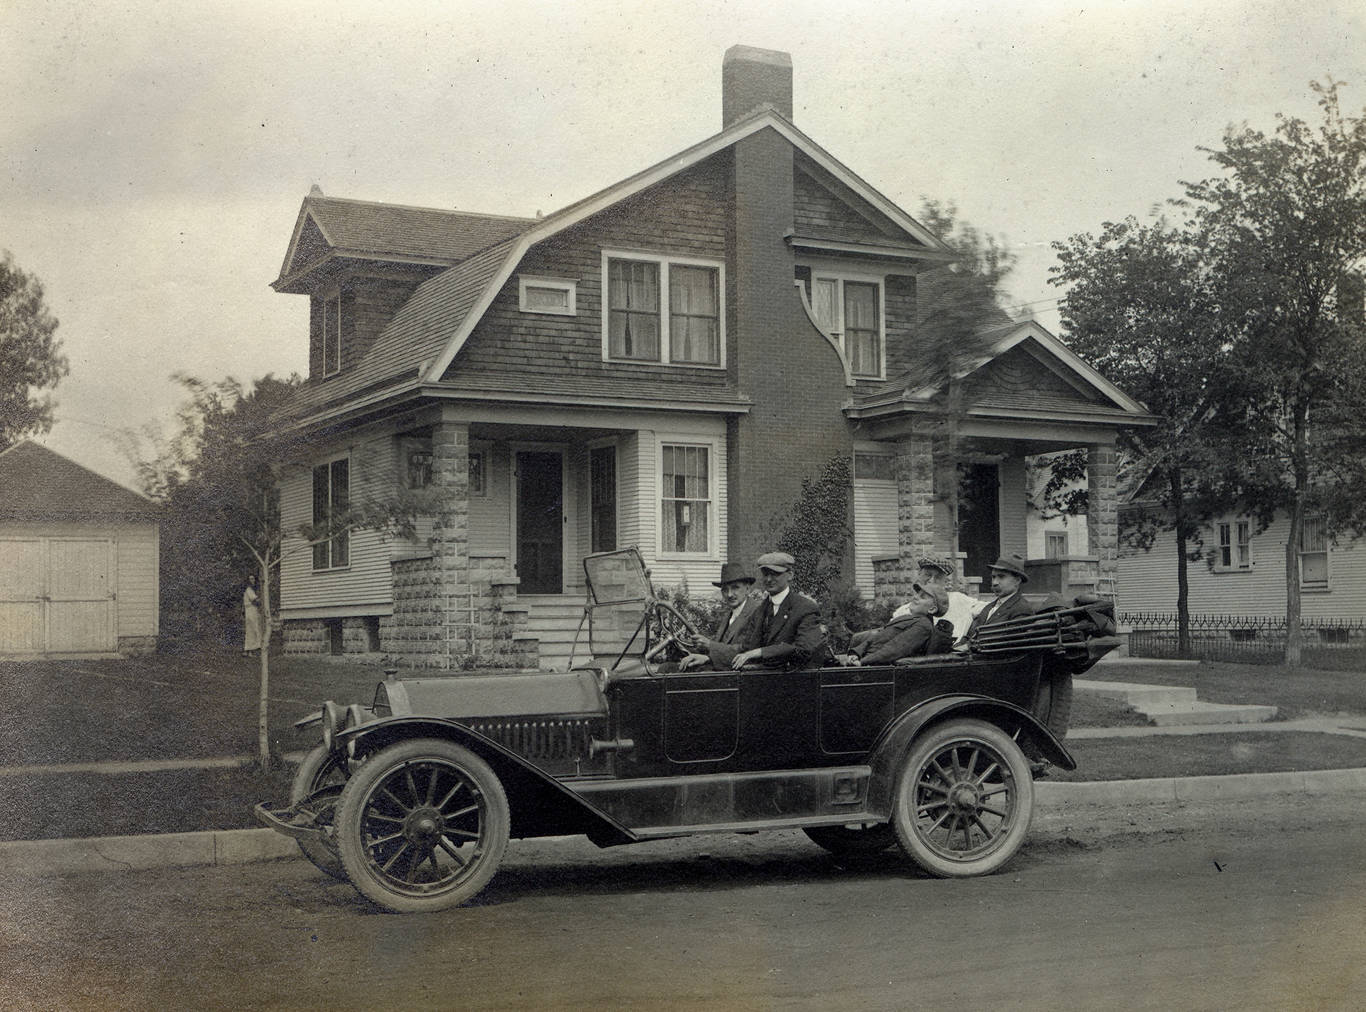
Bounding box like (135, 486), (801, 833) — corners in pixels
(290, 744), (349, 880)
(892, 719), (1034, 878)
(336, 739), (509, 913)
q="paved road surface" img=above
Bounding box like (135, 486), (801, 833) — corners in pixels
(2, 792), (1363, 1010)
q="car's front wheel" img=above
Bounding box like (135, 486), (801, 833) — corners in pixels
(891, 718), (1034, 878)
(290, 744), (348, 881)
(336, 738), (509, 913)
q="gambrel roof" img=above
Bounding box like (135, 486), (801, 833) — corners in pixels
(280, 107), (956, 421)
(0, 442), (154, 520)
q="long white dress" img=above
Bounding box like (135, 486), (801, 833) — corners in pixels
(243, 585), (264, 652)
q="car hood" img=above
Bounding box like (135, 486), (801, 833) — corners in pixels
(381, 668), (607, 722)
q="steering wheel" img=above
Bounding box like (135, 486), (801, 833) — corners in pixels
(643, 600), (704, 663)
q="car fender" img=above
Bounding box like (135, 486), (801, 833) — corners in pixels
(864, 694), (1076, 815)
(337, 716), (638, 847)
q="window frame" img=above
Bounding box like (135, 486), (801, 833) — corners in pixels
(311, 455), (350, 571)
(601, 250), (726, 370)
(322, 291), (342, 378)
(803, 267), (887, 380)
(1300, 514), (1330, 590)
(656, 438), (718, 560)
(1215, 518), (1253, 572)
(518, 275), (577, 316)
(468, 449), (487, 497)
(1045, 531), (1068, 559)
(588, 440), (618, 554)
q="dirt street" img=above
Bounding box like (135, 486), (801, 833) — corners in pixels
(2, 790), (1363, 1010)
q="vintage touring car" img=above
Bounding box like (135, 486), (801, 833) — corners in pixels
(257, 548), (1118, 913)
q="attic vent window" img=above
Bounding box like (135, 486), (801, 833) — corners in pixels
(519, 276), (577, 316)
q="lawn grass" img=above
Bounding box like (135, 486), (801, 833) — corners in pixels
(1086, 659), (1366, 720)
(3, 650), (1365, 841)
(1050, 731), (1366, 782)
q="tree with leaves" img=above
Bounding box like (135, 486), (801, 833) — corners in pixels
(0, 251), (67, 450)
(1181, 79), (1366, 666)
(912, 200), (1019, 560)
(1051, 217), (1234, 655)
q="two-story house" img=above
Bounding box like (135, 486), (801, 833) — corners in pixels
(269, 45), (1154, 668)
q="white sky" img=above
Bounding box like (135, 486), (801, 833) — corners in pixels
(3, 0), (1363, 488)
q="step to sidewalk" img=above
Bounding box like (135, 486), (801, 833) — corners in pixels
(1076, 679), (1277, 726)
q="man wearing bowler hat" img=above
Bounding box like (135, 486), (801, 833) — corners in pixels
(959, 552), (1034, 644)
(729, 551), (825, 670)
(679, 561), (763, 671)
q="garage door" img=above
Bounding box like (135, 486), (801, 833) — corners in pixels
(0, 538), (116, 654)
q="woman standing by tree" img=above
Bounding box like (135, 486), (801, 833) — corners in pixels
(243, 574), (264, 657)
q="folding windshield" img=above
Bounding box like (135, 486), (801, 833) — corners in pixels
(582, 549), (653, 661)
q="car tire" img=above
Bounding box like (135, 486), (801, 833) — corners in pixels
(803, 823), (897, 856)
(891, 718), (1034, 878)
(336, 738), (510, 914)
(1033, 669), (1074, 740)
(290, 744), (348, 881)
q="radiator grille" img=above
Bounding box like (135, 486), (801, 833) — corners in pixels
(465, 719), (594, 761)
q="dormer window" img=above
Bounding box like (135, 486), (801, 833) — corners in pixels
(323, 293), (341, 377)
(602, 251), (724, 368)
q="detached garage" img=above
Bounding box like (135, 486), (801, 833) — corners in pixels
(0, 441), (159, 656)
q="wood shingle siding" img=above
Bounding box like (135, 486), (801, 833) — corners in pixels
(793, 165), (901, 242)
(449, 157), (734, 393)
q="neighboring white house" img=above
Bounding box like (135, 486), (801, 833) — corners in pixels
(0, 441), (160, 656)
(1117, 505), (1366, 621)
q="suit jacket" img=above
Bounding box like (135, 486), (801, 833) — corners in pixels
(703, 597), (764, 668)
(853, 612), (933, 665)
(963, 590), (1034, 640)
(745, 590), (825, 668)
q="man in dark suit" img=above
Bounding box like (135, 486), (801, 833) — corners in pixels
(958, 553), (1034, 646)
(679, 561), (763, 671)
(730, 551), (825, 670)
(838, 581), (948, 666)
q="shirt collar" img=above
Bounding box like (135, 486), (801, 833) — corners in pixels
(768, 587), (790, 610)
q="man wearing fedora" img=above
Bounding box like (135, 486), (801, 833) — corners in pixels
(678, 561), (764, 671)
(728, 551), (825, 670)
(959, 552), (1034, 644)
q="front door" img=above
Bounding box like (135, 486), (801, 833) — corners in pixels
(958, 463), (1000, 587)
(516, 451), (564, 594)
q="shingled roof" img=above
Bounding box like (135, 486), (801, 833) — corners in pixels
(0, 442), (154, 521)
(274, 194), (535, 289)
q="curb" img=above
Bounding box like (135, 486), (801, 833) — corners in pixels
(6, 768), (1366, 878)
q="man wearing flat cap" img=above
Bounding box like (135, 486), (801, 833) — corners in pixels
(729, 551), (825, 670)
(679, 562), (764, 670)
(894, 553), (986, 641)
(959, 552), (1034, 643)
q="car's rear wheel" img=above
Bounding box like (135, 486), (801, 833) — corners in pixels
(803, 822), (896, 856)
(336, 739), (509, 914)
(290, 744), (348, 880)
(891, 719), (1034, 878)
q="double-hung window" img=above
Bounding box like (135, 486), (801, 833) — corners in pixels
(807, 272), (884, 379)
(1216, 519), (1251, 570)
(312, 458), (350, 569)
(604, 253), (723, 367)
(1300, 515), (1329, 588)
(660, 443), (711, 555)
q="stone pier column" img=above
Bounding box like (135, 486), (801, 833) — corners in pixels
(1087, 444), (1119, 589)
(430, 415), (471, 667)
(887, 433), (936, 600)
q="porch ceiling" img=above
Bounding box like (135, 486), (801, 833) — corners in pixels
(470, 422), (623, 443)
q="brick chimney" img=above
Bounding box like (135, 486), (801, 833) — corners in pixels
(722, 45), (792, 126)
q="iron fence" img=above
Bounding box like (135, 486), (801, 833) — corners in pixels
(1120, 612), (1366, 667)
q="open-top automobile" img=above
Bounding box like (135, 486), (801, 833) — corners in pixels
(257, 547), (1119, 913)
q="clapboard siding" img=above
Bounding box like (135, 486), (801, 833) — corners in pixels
(280, 433), (395, 615)
(853, 480), (898, 596)
(1117, 512), (1366, 618)
(468, 439), (511, 561)
(635, 421), (728, 594)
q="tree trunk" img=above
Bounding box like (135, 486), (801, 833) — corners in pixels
(1284, 402), (1310, 669)
(1170, 469), (1192, 657)
(258, 554), (272, 764)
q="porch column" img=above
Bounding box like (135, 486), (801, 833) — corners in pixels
(1087, 444), (1119, 589)
(889, 434), (936, 601)
(431, 417), (472, 666)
